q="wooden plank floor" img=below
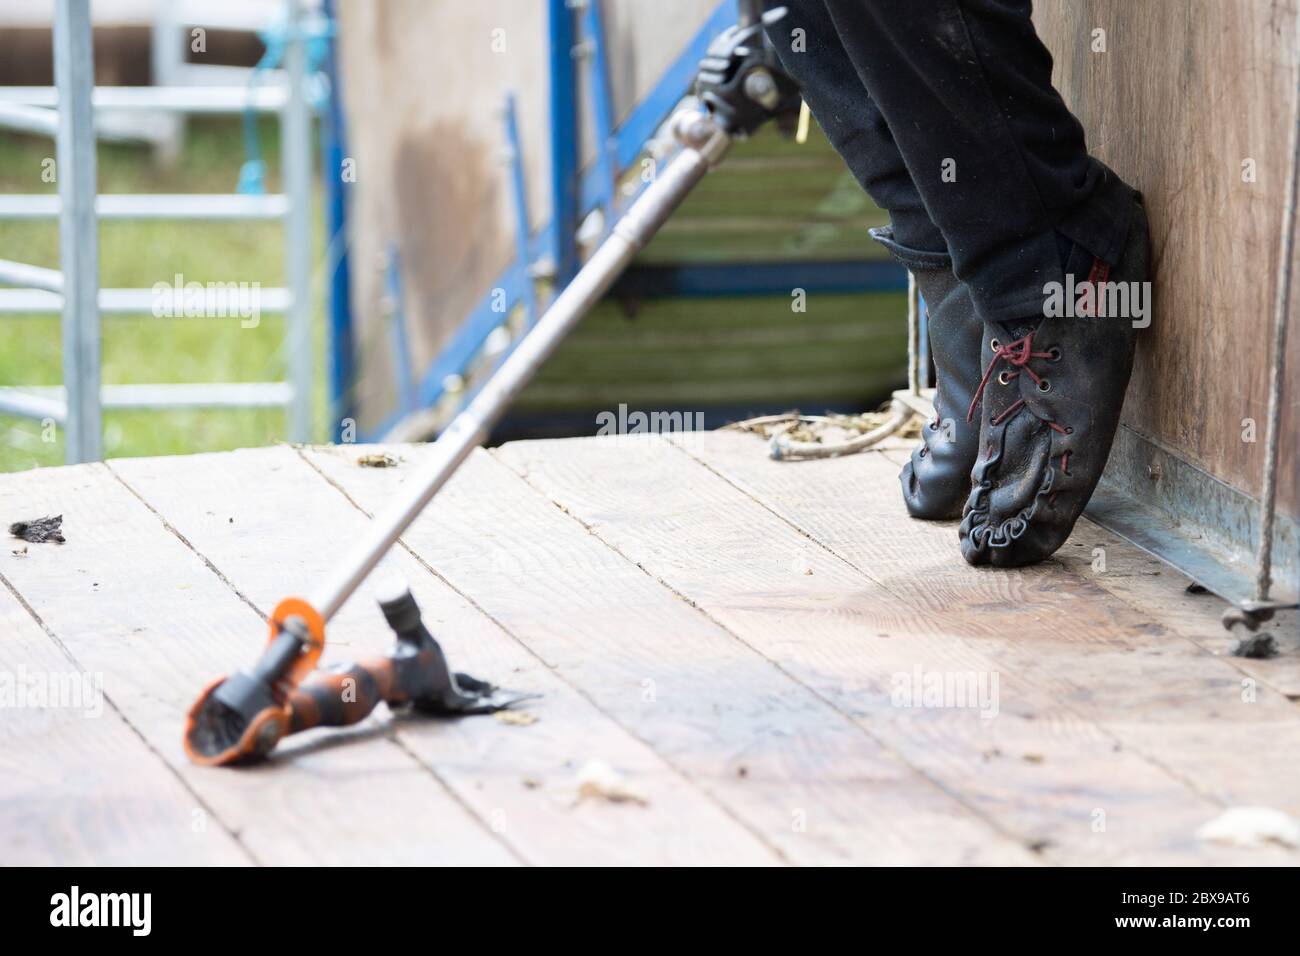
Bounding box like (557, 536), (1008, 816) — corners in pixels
(1, 432), (1297, 865)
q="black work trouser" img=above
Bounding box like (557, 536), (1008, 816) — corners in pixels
(765, 0), (1135, 325)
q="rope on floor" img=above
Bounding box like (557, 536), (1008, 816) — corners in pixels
(729, 270), (923, 461)
(725, 399), (918, 461)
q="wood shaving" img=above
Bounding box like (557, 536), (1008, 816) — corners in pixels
(356, 453), (399, 468)
(494, 709), (538, 727)
(1196, 807), (1300, 849)
(575, 759), (648, 806)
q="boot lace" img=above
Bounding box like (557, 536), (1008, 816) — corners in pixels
(965, 332), (1054, 424)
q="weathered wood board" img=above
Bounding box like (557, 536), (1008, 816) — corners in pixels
(497, 433), (1299, 864)
(0, 463), (518, 866)
(300, 443), (1033, 865)
(1033, 0), (1300, 521)
(109, 446), (780, 866)
(2, 433), (1296, 864)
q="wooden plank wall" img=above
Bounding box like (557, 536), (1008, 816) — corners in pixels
(1033, 0), (1300, 520)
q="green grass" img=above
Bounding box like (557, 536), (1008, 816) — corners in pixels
(0, 117), (325, 472)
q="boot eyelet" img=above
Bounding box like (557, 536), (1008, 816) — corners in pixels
(1047, 347), (1062, 362)
(1038, 379), (1051, 392)
(1065, 426), (1074, 434)
(990, 338), (1001, 352)
(997, 371), (1012, 385)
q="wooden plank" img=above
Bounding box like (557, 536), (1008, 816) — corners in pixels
(300, 443), (1037, 865)
(875, 444), (1300, 695)
(0, 580), (250, 865)
(668, 432), (1300, 821)
(1053, 522), (1300, 694)
(110, 446), (781, 866)
(496, 433), (1295, 863)
(0, 463), (518, 866)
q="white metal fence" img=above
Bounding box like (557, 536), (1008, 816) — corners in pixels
(0, 0), (316, 463)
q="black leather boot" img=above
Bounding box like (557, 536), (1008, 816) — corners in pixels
(871, 227), (984, 520)
(958, 198), (1151, 566)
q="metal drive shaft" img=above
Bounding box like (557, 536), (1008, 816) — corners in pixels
(309, 113), (733, 622)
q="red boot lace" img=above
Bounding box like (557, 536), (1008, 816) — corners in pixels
(965, 332), (1054, 424)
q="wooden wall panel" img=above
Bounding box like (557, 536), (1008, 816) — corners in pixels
(1033, 0), (1299, 519)
(337, 0), (545, 430)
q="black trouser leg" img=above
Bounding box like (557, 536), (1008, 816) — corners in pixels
(769, 1), (994, 520)
(765, 0), (948, 263)
(772, 0), (1136, 324)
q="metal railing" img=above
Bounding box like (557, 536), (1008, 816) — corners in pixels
(0, 0), (316, 464)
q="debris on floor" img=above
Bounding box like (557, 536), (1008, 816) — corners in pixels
(1195, 806), (1300, 849)
(726, 407), (923, 444)
(726, 405), (922, 461)
(356, 453), (399, 468)
(9, 515), (65, 544)
(1232, 631), (1278, 660)
(495, 709), (538, 727)
(575, 759), (648, 806)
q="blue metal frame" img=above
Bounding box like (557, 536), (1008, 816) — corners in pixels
(360, 2), (742, 439)
(581, 0), (618, 226)
(355, 0), (909, 441)
(322, 0), (354, 439)
(365, 259), (533, 442)
(547, 0), (579, 287)
(504, 93), (535, 326)
(578, 0), (738, 219)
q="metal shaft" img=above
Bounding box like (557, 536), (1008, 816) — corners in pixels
(54, 0), (101, 463)
(310, 116), (732, 621)
(1253, 13), (1300, 605)
(284, 0), (315, 443)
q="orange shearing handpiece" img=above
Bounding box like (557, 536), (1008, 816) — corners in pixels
(184, 585), (520, 766)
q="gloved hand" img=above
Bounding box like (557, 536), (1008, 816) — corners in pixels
(694, 6), (799, 136)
